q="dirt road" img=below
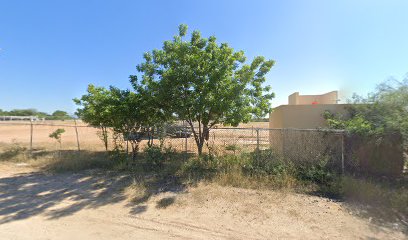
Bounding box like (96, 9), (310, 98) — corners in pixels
(0, 164), (406, 240)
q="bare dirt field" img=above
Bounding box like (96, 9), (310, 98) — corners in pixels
(0, 163), (406, 240)
(0, 121), (272, 154)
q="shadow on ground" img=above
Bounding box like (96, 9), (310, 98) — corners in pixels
(311, 175), (408, 235)
(0, 151), (188, 224)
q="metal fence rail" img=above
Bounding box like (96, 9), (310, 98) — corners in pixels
(0, 122), (346, 172)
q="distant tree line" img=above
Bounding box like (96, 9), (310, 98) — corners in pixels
(0, 108), (73, 120)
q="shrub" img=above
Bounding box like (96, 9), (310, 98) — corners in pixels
(295, 157), (334, 185)
(243, 149), (292, 176)
(225, 144), (240, 155)
(143, 146), (165, 171)
(180, 154), (218, 179)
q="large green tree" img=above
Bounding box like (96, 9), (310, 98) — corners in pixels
(135, 24), (275, 155)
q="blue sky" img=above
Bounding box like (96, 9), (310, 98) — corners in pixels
(0, 0), (407, 114)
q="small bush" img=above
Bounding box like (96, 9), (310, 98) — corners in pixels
(180, 150), (302, 189)
(180, 155), (218, 179)
(296, 158), (334, 185)
(243, 149), (293, 176)
(143, 146), (165, 171)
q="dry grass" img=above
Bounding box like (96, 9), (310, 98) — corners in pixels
(213, 169), (299, 190)
(0, 121), (272, 155)
(123, 177), (149, 203)
(335, 176), (408, 221)
(1, 130), (406, 227)
(0, 141), (115, 173)
(31, 151), (115, 172)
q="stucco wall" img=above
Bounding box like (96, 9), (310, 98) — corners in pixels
(288, 91), (338, 105)
(269, 104), (350, 129)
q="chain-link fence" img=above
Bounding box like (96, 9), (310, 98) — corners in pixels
(0, 121), (347, 172)
(2, 121), (405, 177)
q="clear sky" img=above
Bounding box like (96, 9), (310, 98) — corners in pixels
(1, 0), (407, 114)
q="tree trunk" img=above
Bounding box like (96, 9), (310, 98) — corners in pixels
(187, 121), (211, 156)
(197, 141), (204, 155)
(130, 141), (139, 161)
(100, 127), (109, 151)
(197, 126), (209, 156)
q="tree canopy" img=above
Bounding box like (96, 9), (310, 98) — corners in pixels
(50, 110), (71, 120)
(74, 24), (275, 155)
(74, 84), (166, 156)
(325, 75), (408, 141)
(134, 24), (275, 154)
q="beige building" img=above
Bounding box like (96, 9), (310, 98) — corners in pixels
(288, 91), (339, 105)
(269, 91), (349, 129)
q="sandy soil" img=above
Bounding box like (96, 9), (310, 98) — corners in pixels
(0, 164), (406, 240)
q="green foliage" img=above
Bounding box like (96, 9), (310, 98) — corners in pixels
(295, 158), (334, 185)
(243, 149), (291, 176)
(323, 110), (374, 135)
(74, 83), (166, 155)
(0, 108), (41, 116)
(0, 108), (71, 120)
(325, 75), (408, 141)
(48, 110), (71, 120)
(134, 24), (275, 155)
(73, 85), (113, 128)
(180, 149), (335, 186)
(225, 144), (240, 154)
(143, 146), (165, 170)
(180, 155), (219, 179)
(49, 128), (65, 144)
(74, 84), (122, 151)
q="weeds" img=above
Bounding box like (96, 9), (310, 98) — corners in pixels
(0, 142), (29, 162)
(1, 141), (406, 224)
(33, 151), (114, 172)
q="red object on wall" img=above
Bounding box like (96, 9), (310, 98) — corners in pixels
(312, 101), (318, 105)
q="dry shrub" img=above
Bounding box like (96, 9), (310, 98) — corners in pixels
(180, 152), (302, 190)
(0, 142), (28, 162)
(123, 177), (149, 203)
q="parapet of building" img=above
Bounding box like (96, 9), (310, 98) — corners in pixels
(269, 104), (349, 129)
(270, 91), (349, 129)
(288, 91), (339, 105)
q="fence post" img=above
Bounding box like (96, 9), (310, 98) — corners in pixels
(341, 133), (345, 174)
(256, 128), (260, 151)
(74, 119), (81, 152)
(184, 125), (188, 153)
(256, 128), (260, 162)
(30, 120), (33, 153)
(126, 137), (129, 162)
